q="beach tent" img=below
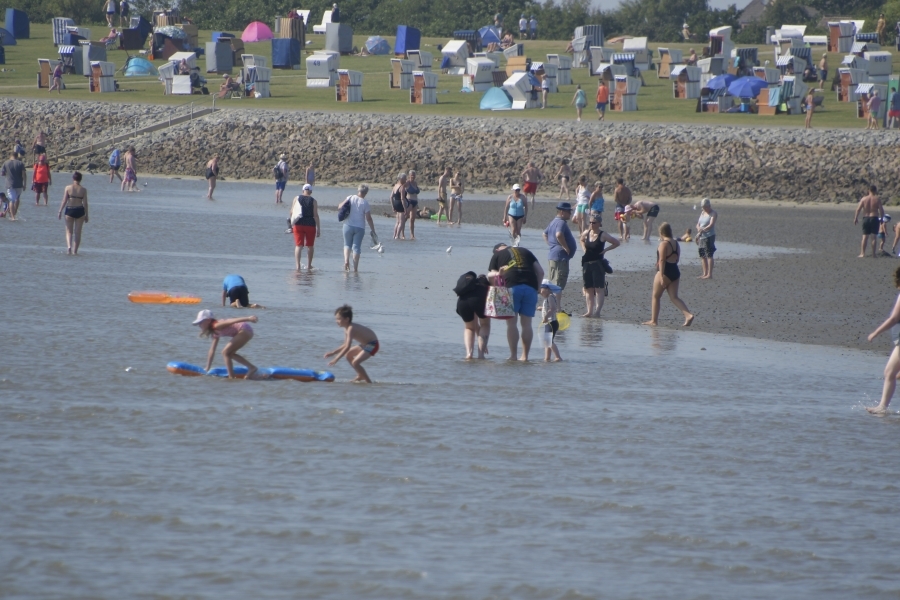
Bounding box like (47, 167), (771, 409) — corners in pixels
(241, 21), (273, 43)
(478, 26), (501, 46)
(124, 56), (157, 76)
(728, 76), (767, 98)
(480, 86), (512, 110)
(365, 36), (390, 55)
(5, 8), (29, 39)
(394, 25), (420, 54)
(0, 27), (16, 45)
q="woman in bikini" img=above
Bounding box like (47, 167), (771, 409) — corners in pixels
(643, 222), (694, 327)
(57, 171), (89, 255)
(405, 170), (419, 239)
(205, 153), (219, 200)
(193, 309), (259, 379)
(391, 172), (409, 240)
(503, 184), (528, 246)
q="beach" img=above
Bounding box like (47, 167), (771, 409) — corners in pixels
(2, 173), (899, 598)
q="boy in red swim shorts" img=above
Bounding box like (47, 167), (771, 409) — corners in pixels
(521, 160), (543, 209)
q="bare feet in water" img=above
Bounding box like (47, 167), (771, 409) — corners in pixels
(244, 367), (259, 380)
(867, 405), (889, 414)
(642, 320), (657, 326)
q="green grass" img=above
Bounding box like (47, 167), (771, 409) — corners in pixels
(0, 22), (893, 128)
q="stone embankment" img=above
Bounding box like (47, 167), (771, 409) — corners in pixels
(3, 98), (899, 202)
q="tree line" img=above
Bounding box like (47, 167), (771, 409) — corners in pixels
(7, 0), (891, 45)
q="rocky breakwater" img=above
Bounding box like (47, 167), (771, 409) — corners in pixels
(5, 99), (900, 203)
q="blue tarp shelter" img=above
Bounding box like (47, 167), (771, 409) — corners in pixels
(728, 76), (767, 98)
(480, 87), (512, 110)
(365, 36), (390, 55)
(394, 25), (420, 54)
(0, 27), (16, 45)
(478, 26), (501, 45)
(124, 56), (157, 76)
(271, 38), (300, 68)
(4, 8), (28, 39)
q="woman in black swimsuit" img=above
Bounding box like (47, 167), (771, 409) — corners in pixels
(405, 170), (420, 240)
(205, 153), (220, 200)
(580, 213), (619, 317)
(643, 222), (693, 327)
(391, 172), (409, 240)
(58, 171), (89, 255)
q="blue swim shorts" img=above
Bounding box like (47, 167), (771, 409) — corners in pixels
(275, 181), (286, 191)
(510, 284), (537, 317)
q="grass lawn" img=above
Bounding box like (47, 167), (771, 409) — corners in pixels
(1, 22), (895, 128)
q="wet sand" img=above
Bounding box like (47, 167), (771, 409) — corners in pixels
(414, 197), (896, 351)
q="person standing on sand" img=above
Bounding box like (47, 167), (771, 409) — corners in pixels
(571, 85), (586, 121)
(555, 159), (571, 201)
(450, 170), (464, 225)
(205, 154), (219, 200)
(521, 161), (543, 209)
(580, 213), (619, 317)
(436, 167), (451, 225)
(867, 266), (900, 414)
(613, 178), (632, 240)
(305, 161), (315, 188)
(643, 222), (694, 328)
(32, 154), (51, 205)
(274, 153), (289, 204)
(596, 80), (609, 121)
(123, 146), (140, 192)
(854, 185), (883, 258)
(489, 242), (545, 361)
(696, 198), (717, 279)
(804, 90), (815, 129)
(290, 184), (320, 270)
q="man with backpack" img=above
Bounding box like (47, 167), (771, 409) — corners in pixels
(274, 153), (289, 204)
(109, 148), (122, 183)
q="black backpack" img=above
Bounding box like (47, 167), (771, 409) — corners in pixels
(454, 271), (478, 297)
(273, 164), (283, 180)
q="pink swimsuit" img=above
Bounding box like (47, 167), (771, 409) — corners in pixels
(214, 322), (253, 339)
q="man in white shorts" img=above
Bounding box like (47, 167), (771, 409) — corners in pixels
(1, 151), (26, 221)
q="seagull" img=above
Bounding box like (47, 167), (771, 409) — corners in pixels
(377, 246), (384, 254)
(446, 246), (452, 254)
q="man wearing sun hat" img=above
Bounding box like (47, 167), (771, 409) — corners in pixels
(543, 202), (577, 304)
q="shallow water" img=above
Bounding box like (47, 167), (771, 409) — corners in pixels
(1, 174), (898, 599)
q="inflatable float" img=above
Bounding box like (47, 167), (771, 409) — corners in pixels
(167, 361), (335, 382)
(429, 214), (449, 221)
(129, 291), (202, 304)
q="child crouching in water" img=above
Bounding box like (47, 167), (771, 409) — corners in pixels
(193, 309), (258, 379)
(539, 279), (562, 362)
(325, 304), (379, 383)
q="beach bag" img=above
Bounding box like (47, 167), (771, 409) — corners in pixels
(109, 149), (120, 167)
(289, 196), (303, 226)
(485, 277), (515, 319)
(273, 164), (283, 180)
(337, 196), (351, 222)
(602, 258), (613, 274)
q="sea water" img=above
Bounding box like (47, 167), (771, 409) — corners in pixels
(1, 174), (898, 599)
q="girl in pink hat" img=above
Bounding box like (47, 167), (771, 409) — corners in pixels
(193, 310), (259, 378)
